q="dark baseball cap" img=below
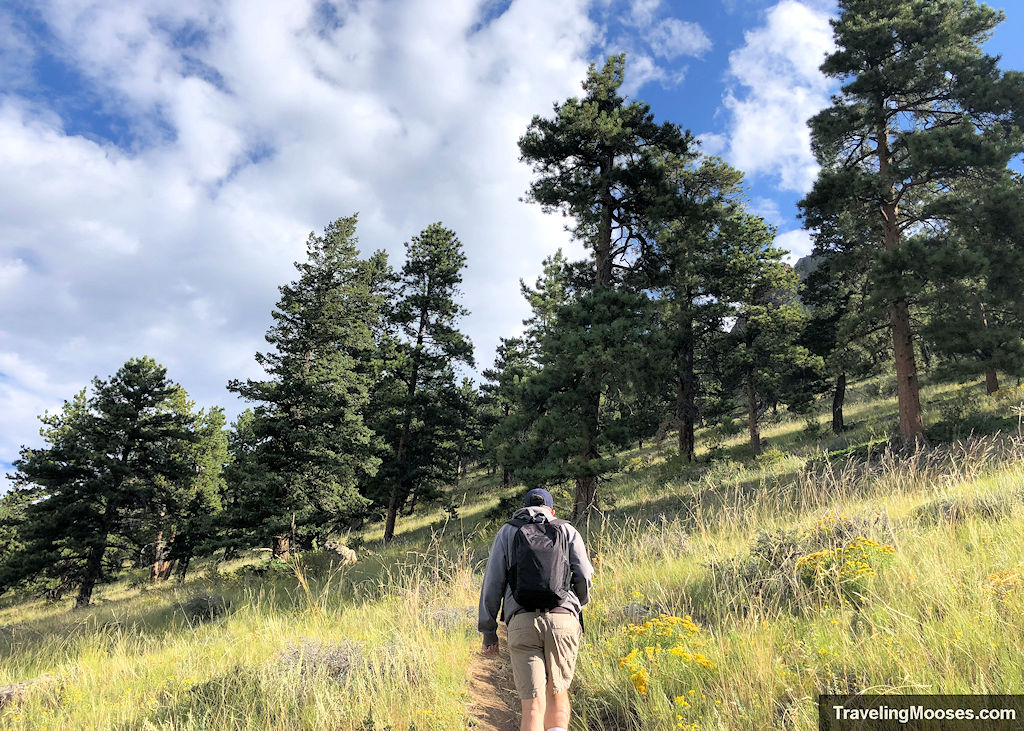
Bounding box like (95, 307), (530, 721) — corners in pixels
(524, 488), (554, 508)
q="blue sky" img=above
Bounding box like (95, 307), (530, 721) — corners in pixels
(0, 0), (1022, 489)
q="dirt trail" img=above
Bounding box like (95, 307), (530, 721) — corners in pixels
(468, 627), (520, 730)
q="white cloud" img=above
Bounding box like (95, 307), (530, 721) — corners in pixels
(697, 132), (728, 156)
(0, 0), (596, 489)
(722, 0), (835, 192)
(628, 0), (661, 27)
(775, 228), (815, 263)
(647, 18), (711, 59)
(751, 196), (784, 227)
(619, 52), (686, 97)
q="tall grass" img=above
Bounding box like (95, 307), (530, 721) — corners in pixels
(1, 380), (1023, 729)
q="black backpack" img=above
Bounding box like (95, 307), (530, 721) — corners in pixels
(506, 514), (571, 610)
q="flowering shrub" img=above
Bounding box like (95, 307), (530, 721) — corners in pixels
(796, 536), (895, 602)
(987, 569), (1024, 601)
(616, 614), (715, 700)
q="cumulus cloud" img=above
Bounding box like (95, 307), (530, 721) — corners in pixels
(775, 228), (815, 263)
(0, 0), (597, 489)
(603, 0), (708, 96)
(628, 0), (661, 28)
(721, 0), (835, 192)
(647, 18), (711, 59)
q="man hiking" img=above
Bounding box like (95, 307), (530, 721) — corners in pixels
(478, 488), (594, 731)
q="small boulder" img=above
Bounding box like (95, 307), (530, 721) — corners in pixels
(0, 673), (53, 709)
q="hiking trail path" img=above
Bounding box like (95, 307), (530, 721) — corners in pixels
(468, 626), (520, 729)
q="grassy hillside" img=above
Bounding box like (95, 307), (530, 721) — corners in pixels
(1, 377), (1023, 730)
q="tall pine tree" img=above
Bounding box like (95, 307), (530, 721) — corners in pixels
(801, 0), (1024, 441)
(5, 358), (195, 606)
(229, 215), (389, 557)
(518, 54), (692, 515)
(378, 223), (473, 542)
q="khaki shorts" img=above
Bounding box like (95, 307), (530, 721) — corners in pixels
(507, 610), (582, 700)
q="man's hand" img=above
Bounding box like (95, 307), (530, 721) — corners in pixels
(482, 642), (499, 655)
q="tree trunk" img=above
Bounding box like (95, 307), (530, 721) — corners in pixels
(889, 298), (925, 443)
(676, 312), (697, 462)
(877, 112), (925, 444)
(502, 466), (511, 488)
(832, 372), (847, 435)
(76, 541), (105, 608)
(384, 288), (431, 543)
(175, 554), (192, 585)
(571, 157), (614, 518)
(986, 368), (999, 394)
(746, 374), (762, 456)
(572, 378), (602, 518)
(151, 529), (165, 583)
(573, 475), (597, 520)
(272, 535), (290, 561)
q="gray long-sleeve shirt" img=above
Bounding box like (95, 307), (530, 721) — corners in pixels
(478, 506), (594, 646)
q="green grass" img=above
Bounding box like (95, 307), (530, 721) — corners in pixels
(1, 375), (1023, 729)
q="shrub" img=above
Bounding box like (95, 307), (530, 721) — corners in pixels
(986, 569), (1024, 602)
(795, 537), (895, 603)
(615, 614), (715, 700)
(700, 515), (896, 616)
(178, 594), (230, 624)
(913, 494), (1017, 526)
(756, 447), (788, 467)
(803, 418), (830, 441)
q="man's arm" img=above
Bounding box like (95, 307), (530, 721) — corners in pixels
(567, 525), (594, 606)
(478, 527), (508, 648)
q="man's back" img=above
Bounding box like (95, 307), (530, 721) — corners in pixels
(477, 489), (593, 731)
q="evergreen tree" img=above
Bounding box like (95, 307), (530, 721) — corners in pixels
(229, 215), (389, 557)
(650, 156), (774, 461)
(801, 0), (1024, 442)
(922, 174), (1024, 392)
(723, 231), (819, 455)
(481, 337), (537, 488)
(518, 53), (692, 515)
(378, 223), (473, 542)
(798, 225), (890, 435)
(4, 358), (195, 606)
(220, 408), (269, 556)
(161, 402), (228, 582)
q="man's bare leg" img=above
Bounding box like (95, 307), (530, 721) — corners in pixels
(543, 681), (570, 730)
(521, 696), (545, 731)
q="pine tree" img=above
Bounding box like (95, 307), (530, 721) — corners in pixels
(518, 54), (692, 515)
(162, 403), (228, 582)
(4, 358), (195, 606)
(922, 174), (1024, 392)
(801, 0), (1024, 442)
(378, 223), (473, 542)
(650, 156), (778, 461)
(229, 215), (389, 557)
(723, 230), (819, 456)
(481, 337), (537, 488)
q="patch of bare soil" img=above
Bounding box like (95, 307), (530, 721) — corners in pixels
(467, 627), (520, 730)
